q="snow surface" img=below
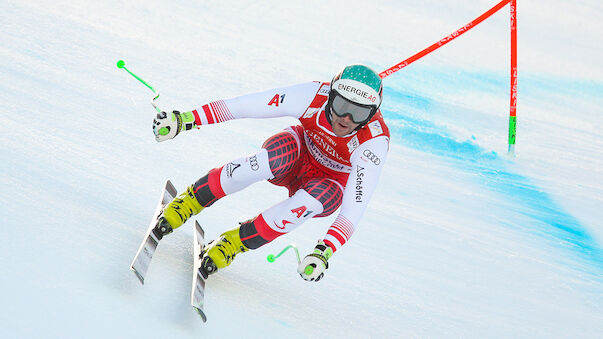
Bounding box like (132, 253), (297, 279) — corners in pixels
(1, 0), (602, 338)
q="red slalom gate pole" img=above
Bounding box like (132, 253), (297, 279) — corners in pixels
(379, 0), (511, 79)
(508, 0), (518, 155)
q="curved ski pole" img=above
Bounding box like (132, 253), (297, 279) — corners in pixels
(116, 60), (162, 113)
(267, 244), (301, 265)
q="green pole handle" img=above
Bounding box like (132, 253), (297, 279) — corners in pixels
(116, 60), (161, 113)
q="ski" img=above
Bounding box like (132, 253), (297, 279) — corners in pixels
(191, 221), (208, 322)
(130, 180), (177, 284)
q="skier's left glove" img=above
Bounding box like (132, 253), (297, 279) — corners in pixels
(297, 240), (333, 282)
(153, 110), (197, 142)
(153, 110), (182, 142)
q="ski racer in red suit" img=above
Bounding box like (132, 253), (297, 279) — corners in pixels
(152, 65), (390, 282)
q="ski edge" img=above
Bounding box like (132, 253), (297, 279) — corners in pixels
(191, 221), (207, 322)
(194, 306), (207, 323)
(129, 179), (177, 285)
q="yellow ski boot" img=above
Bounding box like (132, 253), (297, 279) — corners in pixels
(199, 226), (249, 278)
(153, 185), (204, 239)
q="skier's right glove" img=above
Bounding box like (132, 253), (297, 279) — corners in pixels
(297, 240), (333, 282)
(153, 110), (197, 142)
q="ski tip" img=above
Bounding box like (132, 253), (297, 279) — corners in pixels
(194, 307), (207, 323)
(194, 220), (205, 238)
(131, 267), (145, 285)
(165, 179), (177, 198)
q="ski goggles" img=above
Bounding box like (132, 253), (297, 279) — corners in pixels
(328, 90), (378, 124)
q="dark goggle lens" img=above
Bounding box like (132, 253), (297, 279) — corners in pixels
(330, 92), (375, 124)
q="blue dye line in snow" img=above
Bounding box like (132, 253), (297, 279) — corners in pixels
(380, 82), (602, 269)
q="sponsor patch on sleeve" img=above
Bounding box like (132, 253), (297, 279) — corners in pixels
(302, 108), (319, 119)
(368, 120), (383, 137)
(319, 84), (330, 96)
(347, 135), (360, 153)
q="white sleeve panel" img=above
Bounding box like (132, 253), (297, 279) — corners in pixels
(324, 136), (389, 251)
(194, 82), (323, 124)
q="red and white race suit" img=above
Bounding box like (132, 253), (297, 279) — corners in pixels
(189, 81), (390, 252)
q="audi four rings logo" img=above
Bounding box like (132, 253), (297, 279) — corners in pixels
(362, 149), (380, 165)
(249, 155), (259, 171)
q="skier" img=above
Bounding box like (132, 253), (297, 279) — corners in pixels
(152, 65), (389, 282)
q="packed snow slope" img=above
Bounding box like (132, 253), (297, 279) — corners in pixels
(1, 0), (602, 338)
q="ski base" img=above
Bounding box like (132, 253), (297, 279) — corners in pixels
(192, 221), (207, 322)
(130, 180), (177, 284)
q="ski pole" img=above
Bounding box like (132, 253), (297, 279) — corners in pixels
(116, 59), (162, 113)
(267, 244), (301, 264)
